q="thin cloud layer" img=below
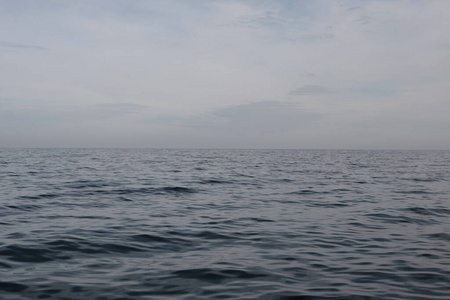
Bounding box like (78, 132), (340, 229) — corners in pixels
(0, 41), (47, 50)
(0, 0), (449, 149)
(289, 85), (334, 96)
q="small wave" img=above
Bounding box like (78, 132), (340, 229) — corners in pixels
(366, 213), (436, 225)
(130, 233), (174, 243)
(0, 245), (64, 263)
(416, 253), (441, 259)
(68, 180), (112, 189)
(409, 178), (438, 182)
(172, 268), (267, 282)
(407, 272), (449, 284)
(306, 201), (350, 208)
(159, 186), (197, 193)
(19, 193), (59, 200)
(128, 234), (193, 251)
(394, 190), (436, 195)
(425, 233), (450, 241)
(101, 243), (144, 254)
(199, 179), (234, 185)
(249, 217), (275, 223)
(289, 189), (325, 195)
(194, 231), (235, 240)
(84, 186), (198, 196)
(275, 178), (294, 183)
(6, 204), (43, 211)
(0, 281), (28, 293)
(331, 188), (353, 192)
(168, 230), (236, 241)
(404, 207), (450, 217)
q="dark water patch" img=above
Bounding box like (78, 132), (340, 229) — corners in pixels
(67, 180), (113, 189)
(404, 206), (450, 216)
(394, 190), (437, 195)
(307, 202), (351, 208)
(83, 185), (199, 196)
(232, 172), (255, 178)
(41, 214), (114, 221)
(349, 270), (404, 283)
(19, 193), (59, 200)
(409, 178), (439, 182)
(102, 243), (144, 254)
(160, 186), (197, 193)
(129, 234), (173, 244)
(0, 261), (12, 268)
(128, 234), (194, 251)
(425, 233), (450, 241)
(193, 231), (236, 240)
(171, 268), (227, 282)
(331, 188), (353, 193)
(406, 272), (449, 284)
(172, 268), (267, 283)
(6, 232), (27, 239)
(44, 239), (108, 255)
(289, 189), (326, 195)
(249, 217), (275, 222)
(40, 238), (149, 257)
(199, 179), (235, 185)
(417, 253), (441, 259)
(347, 222), (386, 230)
(0, 281), (28, 292)
(126, 286), (186, 297)
(275, 178), (295, 183)
(263, 292), (385, 300)
(366, 213), (437, 225)
(6, 204), (43, 211)
(0, 245), (67, 263)
(118, 196), (134, 202)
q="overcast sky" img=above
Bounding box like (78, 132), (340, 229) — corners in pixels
(1, 0), (449, 149)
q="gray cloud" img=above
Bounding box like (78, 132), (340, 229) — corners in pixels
(289, 85), (335, 96)
(80, 103), (150, 120)
(0, 41), (47, 50)
(92, 103), (148, 113)
(295, 33), (334, 42)
(192, 101), (320, 133)
(0, 0), (449, 149)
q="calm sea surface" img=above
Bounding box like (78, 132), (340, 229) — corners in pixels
(0, 149), (449, 300)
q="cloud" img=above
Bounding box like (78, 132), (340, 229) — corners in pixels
(91, 103), (148, 113)
(289, 85), (334, 96)
(352, 81), (399, 97)
(222, 1), (334, 43)
(0, 0), (449, 149)
(188, 101), (320, 134)
(0, 41), (47, 50)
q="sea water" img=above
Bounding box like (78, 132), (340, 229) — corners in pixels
(1, 149), (449, 299)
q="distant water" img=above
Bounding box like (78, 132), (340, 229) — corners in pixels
(1, 149), (449, 300)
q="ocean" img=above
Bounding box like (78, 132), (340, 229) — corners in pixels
(0, 148), (449, 300)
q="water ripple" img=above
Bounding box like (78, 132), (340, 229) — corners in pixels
(0, 149), (449, 299)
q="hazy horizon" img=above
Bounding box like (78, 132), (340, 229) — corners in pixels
(1, 0), (449, 150)
(2, 147), (449, 152)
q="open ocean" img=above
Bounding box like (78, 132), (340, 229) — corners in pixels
(0, 148), (449, 300)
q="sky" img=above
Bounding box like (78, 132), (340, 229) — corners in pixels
(1, 0), (449, 149)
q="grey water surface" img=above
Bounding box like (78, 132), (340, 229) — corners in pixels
(0, 149), (449, 299)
